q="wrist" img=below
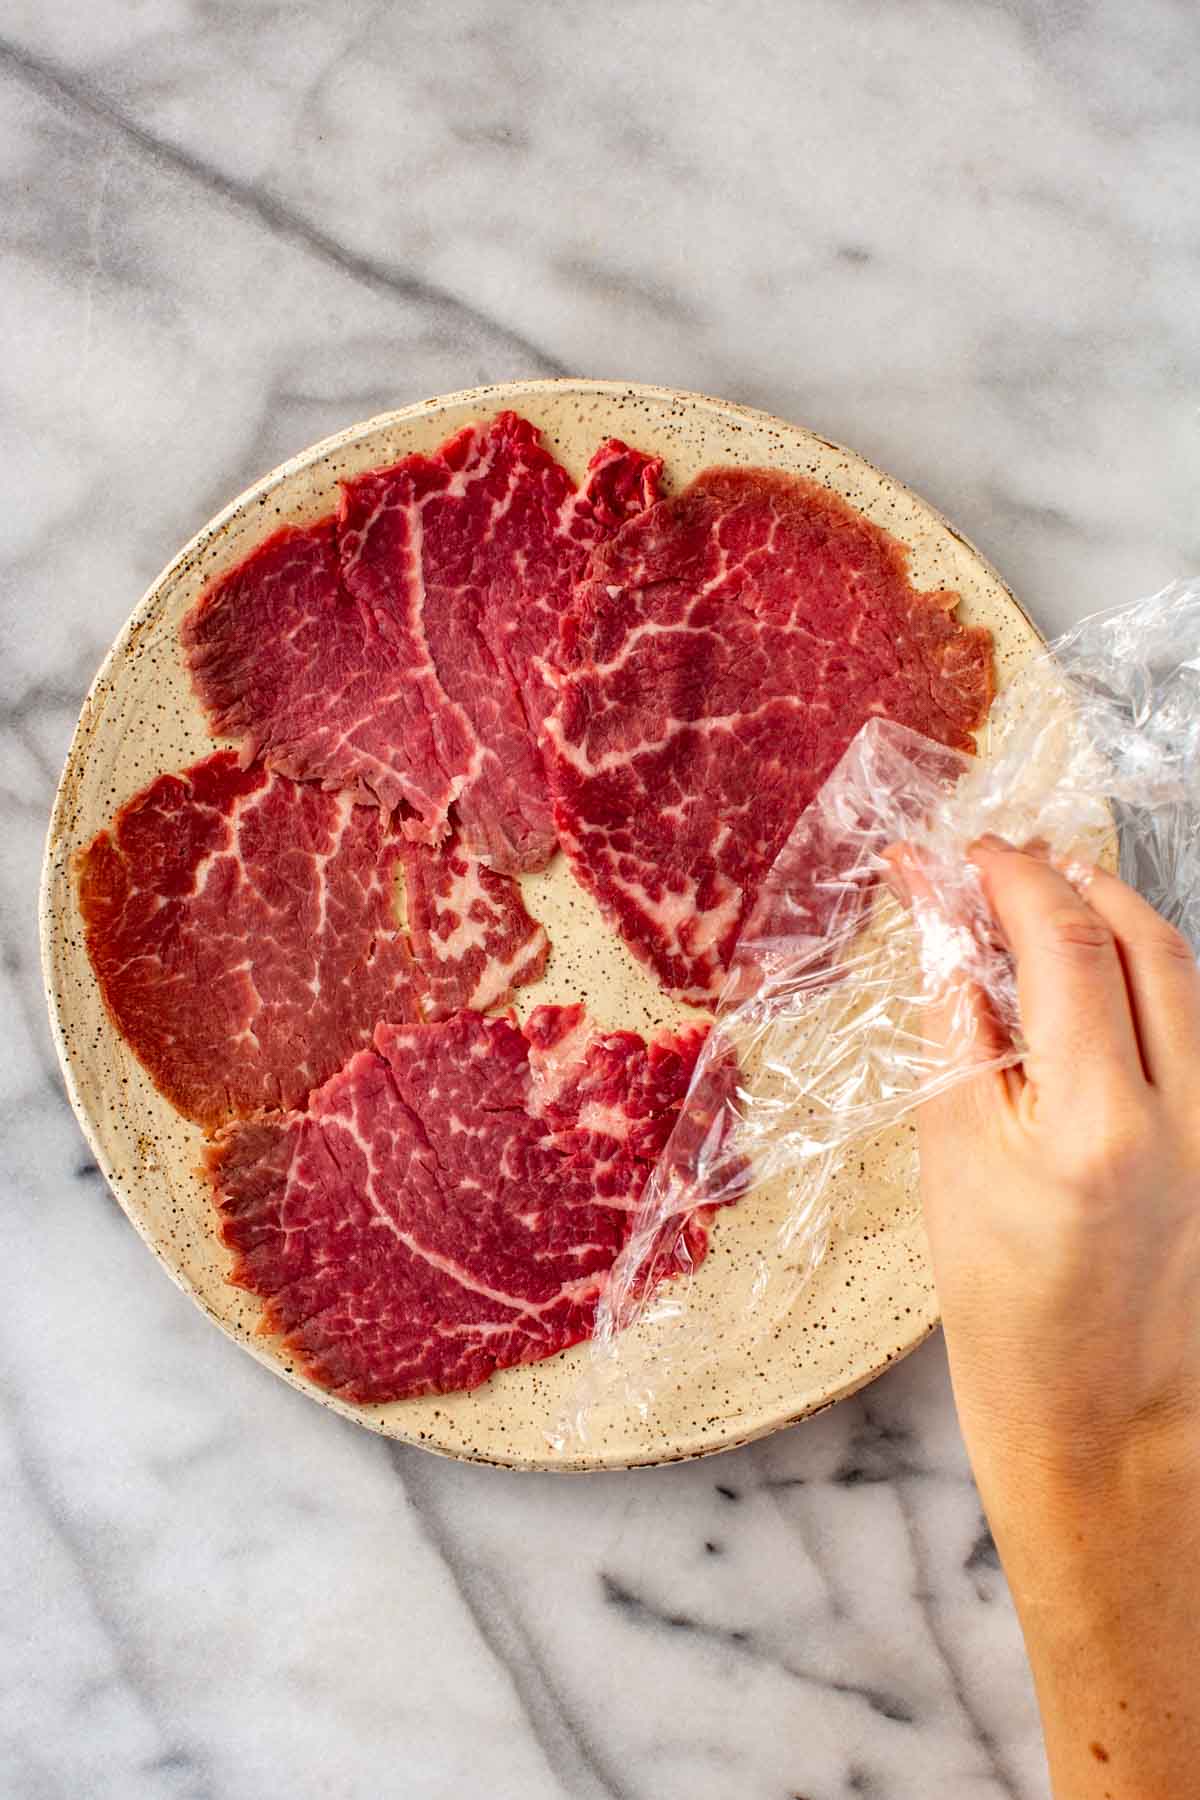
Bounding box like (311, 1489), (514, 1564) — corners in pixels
(981, 1431), (1200, 1798)
(944, 1332), (1200, 1522)
(974, 1414), (1200, 1610)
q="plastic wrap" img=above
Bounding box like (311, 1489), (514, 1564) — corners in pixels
(558, 579), (1200, 1447)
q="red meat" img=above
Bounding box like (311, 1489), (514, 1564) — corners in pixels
(400, 829), (550, 1020)
(183, 413), (661, 873)
(76, 753), (422, 1130)
(544, 468), (994, 1005)
(208, 1006), (710, 1402)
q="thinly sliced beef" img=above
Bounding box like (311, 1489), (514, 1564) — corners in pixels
(208, 1006), (710, 1402)
(183, 413), (662, 873)
(401, 830), (549, 1021)
(337, 411), (660, 868)
(181, 521), (389, 802)
(76, 753), (422, 1131)
(544, 467), (994, 1005)
(78, 757), (549, 1129)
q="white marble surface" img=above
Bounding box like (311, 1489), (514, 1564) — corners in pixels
(3, 3), (1198, 1794)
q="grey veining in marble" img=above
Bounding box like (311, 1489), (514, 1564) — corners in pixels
(3, 3), (1199, 1795)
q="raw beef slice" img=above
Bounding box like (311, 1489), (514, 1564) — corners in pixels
(77, 753), (423, 1131)
(544, 467), (994, 1005)
(400, 829), (549, 1021)
(78, 757), (550, 1127)
(183, 413), (662, 874)
(182, 520), (430, 815)
(208, 1006), (711, 1402)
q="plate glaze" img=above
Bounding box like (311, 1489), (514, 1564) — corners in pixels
(41, 380), (1042, 1470)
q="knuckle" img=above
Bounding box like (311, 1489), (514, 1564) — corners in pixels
(1044, 907), (1113, 956)
(1144, 921), (1195, 965)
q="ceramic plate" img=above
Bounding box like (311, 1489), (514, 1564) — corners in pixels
(41, 379), (1042, 1469)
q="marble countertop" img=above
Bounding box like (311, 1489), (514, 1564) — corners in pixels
(4, 4), (1198, 1795)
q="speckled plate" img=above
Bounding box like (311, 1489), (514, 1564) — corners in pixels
(41, 379), (1042, 1470)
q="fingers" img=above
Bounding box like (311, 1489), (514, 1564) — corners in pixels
(969, 838), (1145, 1105)
(922, 975), (1008, 1073)
(883, 842), (1011, 1073)
(892, 836), (1199, 1105)
(1059, 860), (1200, 1090)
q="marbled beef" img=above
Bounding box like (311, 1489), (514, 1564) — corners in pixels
(208, 1006), (710, 1401)
(543, 468), (994, 1004)
(183, 413), (661, 874)
(76, 753), (422, 1130)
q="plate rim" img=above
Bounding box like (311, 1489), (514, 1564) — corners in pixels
(40, 376), (1038, 1471)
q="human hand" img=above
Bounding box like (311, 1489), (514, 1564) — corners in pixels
(911, 838), (1200, 1795)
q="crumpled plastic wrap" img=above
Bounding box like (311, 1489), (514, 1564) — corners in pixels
(556, 578), (1200, 1448)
